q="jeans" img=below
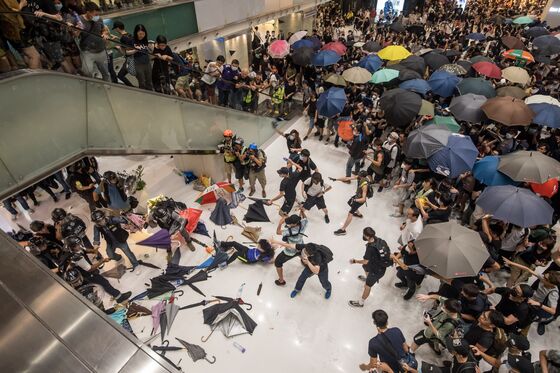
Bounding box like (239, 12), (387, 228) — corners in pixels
(135, 62), (153, 90)
(345, 156), (362, 177)
(218, 89), (231, 107)
(54, 170), (72, 194)
(3, 196), (31, 215)
(295, 264), (332, 292)
(83, 270), (120, 297)
(82, 50), (110, 82)
(106, 241), (139, 266)
(117, 63), (133, 86)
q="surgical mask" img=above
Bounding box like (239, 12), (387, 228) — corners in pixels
(92, 15), (100, 22)
(55, 3), (63, 10)
(289, 135), (295, 140)
(232, 66), (238, 71)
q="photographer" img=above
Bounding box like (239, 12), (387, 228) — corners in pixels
(244, 143), (267, 198)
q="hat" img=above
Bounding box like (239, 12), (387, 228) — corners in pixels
(518, 284), (534, 299)
(389, 131), (399, 139)
(285, 214), (301, 225)
(444, 337), (471, 357)
(277, 167), (290, 175)
(112, 20), (124, 30)
(507, 355), (534, 373)
(507, 334), (530, 351)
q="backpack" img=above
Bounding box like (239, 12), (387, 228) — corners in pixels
(383, 143), (400, 168)
(337, 117), (354, 141)
(373, 238), (393, 268)
(360, 179), (374, 199)
(316, 244), (334, 264)
(304, 178), (324, 193)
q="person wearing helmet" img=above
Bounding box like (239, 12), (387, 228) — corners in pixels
(30, 220), (63, 247)
(66, 164), (98, 211)
(243, 143), (267, 197)
(91, 209), (140, 274)
(64, 235), (132, 304)
(51, 208), (95, 250)
(218, 130), (238, 184)
(93, 171), (129, 212)
(232, 137), (248, 192)
(27, 236), (61, 271)
(148, 203), (196, 252)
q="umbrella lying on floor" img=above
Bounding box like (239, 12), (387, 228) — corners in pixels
(151, 301), (166, 335)
(202, 296), (257, 342)
(137, 229), (171, 250)
(244, 200), (270, 223)
(101, 264), (127, 279)
(210, 197), (233, 227)
(176, 338), (216, 364)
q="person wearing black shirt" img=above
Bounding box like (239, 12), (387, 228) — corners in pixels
(296, 149), (317, 182)
(465, 310), (504, 358)
(345, 126), (369, 177)
(283, 78), (297, 117)
(266, 163), (302, 216)
(30, 220), (63, 247)
(393, 241), (425, 300)
(508, 240), (553, 287)
(444, 336), (479, 373)
(152, 35), (174, 94)
(487, 284), (534, 333)
(303, 93), (318, 140)
(460, 283), (490, 323)
(418, 194), (452, 224)
(78, 2), (110, 81)
(333, 170), (370, 236)
(111, 21), (134, 86)
(274, 128), (302, 160)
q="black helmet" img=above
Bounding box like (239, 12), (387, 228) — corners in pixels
(153, 206), (168, 219)
(51, 208), (67, 222)
(128, 196), (139, 209)
(64, 235), (82, 250)
(234, 137), (245, 146)
(29, 235), (47, 248)
(64, 267), (83, 288)
(103, 170), (117, 182)
(91, 209), (106, 223)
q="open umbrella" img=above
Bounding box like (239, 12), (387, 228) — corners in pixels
(456, 60), (473, 75)
(362, 40), (382, 52)
(498, 150), (560, 183)
(312, 50), (341, 66)
(466, 32), (486, 41)
(513, 16), (534, 25)
(379, 88), (422, 128)
(449, 93), (487, 123)
(476, 185), (553, 227)
(176, 338), (216, 364)
(291, 39), (313, 49)
(371, 68), (399, 84)
(342, 67), (372, 84)
(195, 182), (235, 205)
(419, 99), (435, 116)
(527, 103), (560, 128)
(267, 40), (290, 58)
(469, 55), (493, 64)
(533, 35), (560, 55)
(428, 134), (478, 178)
(497, 86), (528, 99)
(378, 45), (411, 61)
(202, 296), (257, 341)
(175, 270), (209, 296)
(322, 41), (347, 55)
(525, 26), (550, 38)
(428, 70), (461, 97)
(443, 50), (462, 59)
(358, 54), (383, 73)
(404, 124), (451, 158)
(400, 55), (426, 74)
(137, 229), (172, 250)
(457, 77), (496, 98)
(415, 222), (489, 278)
(288, 30), (307, 44)
(325, 73), (347, 87)
(425, 116), (460, 132)
(503, 49), (535, 63)
(481, 96), (534, 126)
(317, 87), (347, 117)
(243, 200), (270, 223)
(472, 156), (517, 186)
(210, 197), (233, 226)
(399, 79), (431, 95)
(291, 46), (314, 66)
(525, 94), (560, 106)
(472, 61), (501, 79)
(101, 264), (127, 279)
(438, 64), (467, 76)
(501, 35), (525, 49)
(530, 178), (559, 198)
(398, 68), (422, 81)
(423, 52), (449, 70)
(407, 25), (425, 35)
(390, 21), (405, 33)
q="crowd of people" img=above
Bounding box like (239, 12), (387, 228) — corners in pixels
(2, 0), (560, 371)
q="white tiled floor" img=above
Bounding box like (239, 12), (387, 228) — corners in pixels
(2, 117), (558, 373)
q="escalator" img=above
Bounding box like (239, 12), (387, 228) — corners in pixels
(0, 69), (277, 200)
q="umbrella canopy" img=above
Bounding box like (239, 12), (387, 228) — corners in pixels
(267, 40), (290, 58)
(288, 30), (307, 44)
(469, 55), (493, 64)
(379, 88), (422, 128)
(378, 45), (411, 61)
(457, 77), (496, 98)
(151, 301), (166, 334)
(371, 68), (399, 84)
(312, 50), (341, 66)
(533, 35), (560, 55)
(195, 182), (235, 204)
(358, 54), (383, 73)
(291, 46), (314, 66)
(503, 49), (535, 63)
(428, 70), (461, 97)
(525, 26), (550, 38)
(400, 55), (426, 74)
(243, 200), (271, 223)
(501, 66), (530, 85)
(501, 35), (525, 49)
(202, 298), (258, 339)
(175, 270), (209, 296)
(423, 52), (449, 70)
(415, 222), (489, 278)
(525, 94), (560, 105)
(481, 96), (534, 126)
(407, 25), (425, 35)
(210, 197), (233, 226)
(127, 302), (151, 319)
(404, 124), (451, 158)
(496, 86), (528, 99)
(399, 79), (431, 95)
(342, 67), (372, 84)
(390, 21), (405, 33)
(466, 32), (486, 41)
(498, 150), (560, 183)
(419, 99), (435, 116)
(428, 134), (478, 178)
(362, 40), (382, 52)
(325, 73), (347, 87)
(425, 116), (460, 132)
(147, 277), (176, 299)
(317, 87), (347, 117)
(443, 49), (462, 59)
(528, 103), (560, 128)
(456, 60), (473, 75)
(137, 229), (172, 250)
(513, 16), (534, 25)
(165, 298), (180, 335)
(176, 338), (216, 364)
(476, 185), (553, 227)
(398, 68), (422, 81)
(101, 264), (127, 279)
(438, 64), (467, 76)
(473, 156), (517, 186)
(530, 178), (559, 198)
(449, 93), (487, 123)
(472, 61), (502, 79)
(307, 36), (322, 50)
(322, 41), (347, 55)
(292, 39), (314, 49)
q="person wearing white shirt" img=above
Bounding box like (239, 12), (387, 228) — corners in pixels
(399, 207), (424, 245)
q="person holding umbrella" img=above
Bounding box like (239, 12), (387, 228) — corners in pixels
(273, 214), (308, 286)
(266, 162), (303, 216)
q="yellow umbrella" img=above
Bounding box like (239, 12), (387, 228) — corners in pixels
(378, 45), (412, 61)
(325, 73), (347, 87)
(419, 99), (435, 116)
(502, 66), (531, 85)
(342, 67), (373, 84)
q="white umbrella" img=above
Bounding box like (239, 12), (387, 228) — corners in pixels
(288, 31), (308, 45)
(353, 41), (365, 48)
(525, 94), (560, 106)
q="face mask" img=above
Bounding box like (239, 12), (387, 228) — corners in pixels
(289, 135), (295, 140)
(92, 15), (100, 22)
(55, 3), (63, 10)
(232, 66), (238, 71)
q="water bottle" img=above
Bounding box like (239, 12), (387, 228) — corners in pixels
(233, 341), (246, 353)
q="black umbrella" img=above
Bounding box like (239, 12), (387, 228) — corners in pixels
(532, 35), (560, 55)
(176, 338), (216, 364)
(291, 46), (314, 66)
(442, 50), (461, 59)
(423, 52), (449, 70)
(201, 296), (257, 342)
(390, 22), (405, 33)
(138, 259), (161, 269)
(400, 55), (426, 74)
(166, 263), (196, 278)
(204, 233), (230, 273)
(243, 200), (270, 223)
(170, 247), (181, 265)
(362, 40), (381, 52)
(399, 68), (422, 81)
(210, 197), (233, 227)
(147, 277), (176, 299)
(456, 60), (473, 75)
(524, 26), (550, 38)
(534, 54), (552, 64)
(379, 88), (422, 128)
(151, 348), (183, 371)
(175, 270), (209, 297)
(179, 299), (221, 310)
(407, 25), (425, 35)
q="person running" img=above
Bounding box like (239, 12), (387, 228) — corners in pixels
(349, 227), (392, 307)
(274, 214), (308, 286)
(331, 170), (372, 236)
(300, 172), (332, 223)
(219, 239), (275, 264)
(266, 161), (302, 216)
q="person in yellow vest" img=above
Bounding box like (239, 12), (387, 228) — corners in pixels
(217, 129), (237, 184)
(271, 79), (285, 117)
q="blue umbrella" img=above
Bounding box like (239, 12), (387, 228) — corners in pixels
(527, 103), (560, 128)
(399, 79), (431, 95)
(308, 36), (322, 50)
(466, 32), (486, 41)
(476, 185), (553, 227)
(428, 134), (478, 178)
(472, 156), (517, 186)
(428, 70), (461, 97)
(317, 87), (347, 117)
(357, 54), (383, 73)
(312, 50), (341, 66)
(292, 39), (314, 49)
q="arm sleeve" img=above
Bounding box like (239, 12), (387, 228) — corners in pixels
(295, 244), (306, 251)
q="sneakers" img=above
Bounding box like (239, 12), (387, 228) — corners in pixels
(325, 289), (331, 299)
(262, 190), (266, 198)
(116, 291), (132, 303)
(65, 192), (72, 200)
(249, 188), (255, 196)
(358, 275), (367, 282)
(377, 186), (384, 193)
(275, 279), (286, 286)
(334, 229), (346, 236)
(537, 322), (546, 335)
(390, 213), (404, 218)
(403, 289), (416, 300)
(290, 290), (299, 298)
(394, 282), (407, 288)
(324, 215), (330, 224)
(349, 300), (364, 307)
(352, 212), (363, 218)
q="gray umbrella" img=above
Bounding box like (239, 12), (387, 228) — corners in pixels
(498, 150), (560, 183)
(423, 52), (449, 70)
(400, 55), (426, 74)
(532, 35), (560, 56)
(404, 124), (451, 158)
(363, 41), (381, 52)
(449, 93), (487, 123)
(476, 185), (553, 227)
(415, 222), (489, 278)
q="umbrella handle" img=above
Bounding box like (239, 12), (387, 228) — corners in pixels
(205, 356), (217, 364)
(173, 290), (184, 297)
(201, 327), (216, 343)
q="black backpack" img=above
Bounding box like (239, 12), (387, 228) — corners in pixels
(316, 244), (334, 264)
(359, 179), (374, 199)
(374, 238), (392, 268)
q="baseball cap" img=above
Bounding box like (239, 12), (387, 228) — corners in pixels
(518, 284), (534, 298)
(507, 334), (530, 351)
(277, 167), (290, 175)
(507, 354), (534, 373)
(444, 337), (471, 357)
(112, 20), (124, 30)
(389, 131), (399, 139)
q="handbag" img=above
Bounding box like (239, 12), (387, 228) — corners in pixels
(378, 332), (418, 372)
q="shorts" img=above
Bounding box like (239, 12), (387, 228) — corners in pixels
(234, 163), (246, 180)
(308, 115), (316, 129)
(316, 117), (326, 129)
(224, 162), (234, 176)
(367, 167), (384, 182)
(302, 195), (326, 210)
(281, 197), (296, 215)
(205, 82), (216, 97)
(348, 197), (364, 214)
(274, 251), (299, 268)
(413, 330), (433, 347)
(363, 266), (386, 287)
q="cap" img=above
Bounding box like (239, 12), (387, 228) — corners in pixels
(389, 131), (399, 139)
(444, 337), (471, 357)
(518, 284), (534, 298)
(507, 355), (534, 373)
(285, 214), (301, 225)
(507, 334), (530, 351)
(112, 20), (124, 30)
(277, 167), (290, 175)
